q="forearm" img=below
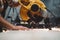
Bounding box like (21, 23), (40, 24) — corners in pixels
(0, 16), (15, 29)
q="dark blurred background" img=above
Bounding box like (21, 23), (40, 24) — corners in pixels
(42, 0), (60, 27)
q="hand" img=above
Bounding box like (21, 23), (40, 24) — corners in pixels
(12, 26), (29, 30)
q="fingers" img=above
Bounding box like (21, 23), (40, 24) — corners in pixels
(13, 26), (30, 30)
(18, 26), (29, 30)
